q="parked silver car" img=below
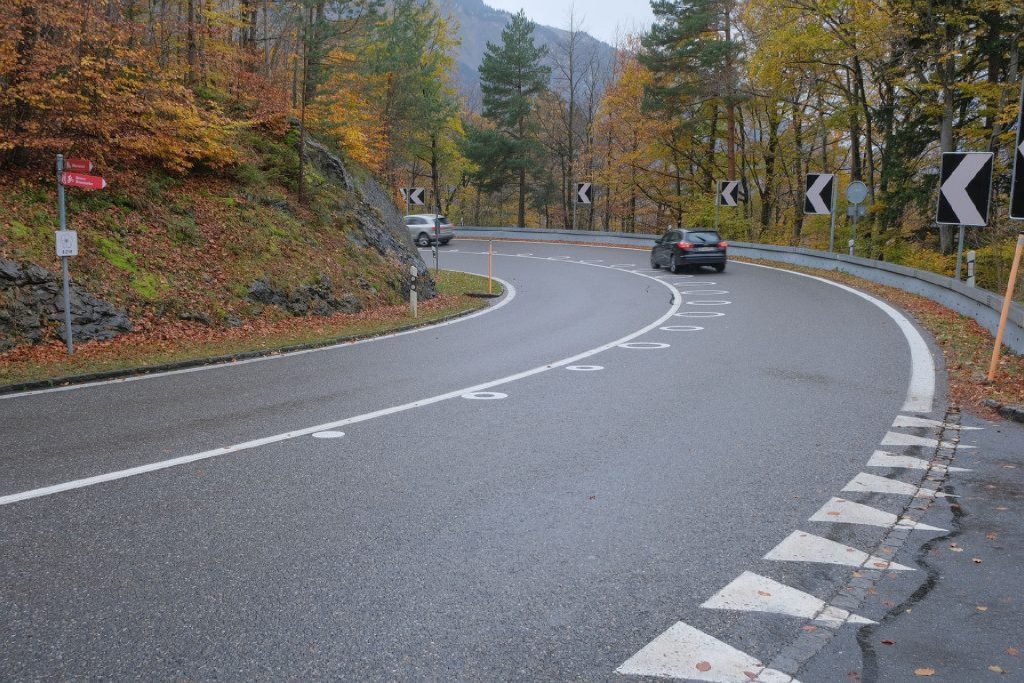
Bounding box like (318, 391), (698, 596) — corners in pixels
(405, 214), (455, 247)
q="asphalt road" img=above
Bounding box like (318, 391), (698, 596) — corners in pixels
(0, 239), (971, 681)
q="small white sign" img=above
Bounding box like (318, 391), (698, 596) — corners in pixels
(55, 230), (78, 257)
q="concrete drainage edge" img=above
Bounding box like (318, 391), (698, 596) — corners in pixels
(982, 399), (1024, 424)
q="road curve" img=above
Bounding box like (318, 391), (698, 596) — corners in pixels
(0, 239), (947, 681)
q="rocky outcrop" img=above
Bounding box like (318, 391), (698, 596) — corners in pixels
(302, 135), (437, 299)
(0, 257), (132, 351)
(247, 275), (362, 317)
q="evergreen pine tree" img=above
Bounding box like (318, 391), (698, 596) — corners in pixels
(476, 10), (551, 227)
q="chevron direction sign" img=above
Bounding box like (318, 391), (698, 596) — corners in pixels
(937, 152), (993, 226)
(717, 180), (743, 207)
(575, 182), (593, 205)
(1011, 81), (1024, 220)
(804, 174), (835, 215)
(401, 187), (426, 206)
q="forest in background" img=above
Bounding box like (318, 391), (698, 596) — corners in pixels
(1, 0), (1023, 296)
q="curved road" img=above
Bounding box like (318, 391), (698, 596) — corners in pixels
(0, 240), (954, 681)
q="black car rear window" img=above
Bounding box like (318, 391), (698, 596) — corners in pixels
(686, 231), (721, 244)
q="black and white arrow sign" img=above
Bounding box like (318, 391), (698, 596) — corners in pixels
(402, 187), (426, 206)
(717, 180), (743, 207)
(804, 174), (835, 215)
(575, 182), (593, 205)
(937, 152), (993, 226)
(1011, 81), (1024, 220)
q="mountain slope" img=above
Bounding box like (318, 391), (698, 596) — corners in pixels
(438, 0), (617, 98)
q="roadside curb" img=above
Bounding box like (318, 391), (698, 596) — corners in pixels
(0, 306), (486, 397)
(983, 399), (1024, 424)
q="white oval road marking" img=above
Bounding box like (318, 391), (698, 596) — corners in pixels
(678, 289), (729, 295)
(312, 431), (346, 439)
(675, 311), (725, 318)
(660, 325), (704, 332)
(461, 392), (508, 400)
(618, 342), (670, 350)
(686, 300), (731, 305)
(567, 365), (604, 372)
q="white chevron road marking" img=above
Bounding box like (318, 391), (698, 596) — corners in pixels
(867, 450), (971, 473)
(842, 472), (952, 498)
(764, 531), (914, 571)
(881, 431), (973, 450)
(810, 497), (947, 532)
(702, 572), (875, 627)
(616, 621), (797, 682)
(892, 415), (982, 431)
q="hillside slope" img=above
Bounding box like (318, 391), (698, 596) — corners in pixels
(0, 128), (434, 351)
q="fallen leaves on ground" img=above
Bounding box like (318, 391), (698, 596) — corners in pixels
(914, 667), (936, 676)
(695, 661), (712, 672)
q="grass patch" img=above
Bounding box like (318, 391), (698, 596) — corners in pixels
(0, 271), (501, 388)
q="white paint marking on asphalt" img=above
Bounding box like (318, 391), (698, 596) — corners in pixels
(461, 392), (507, 400)
(701, 571), (876, 627)
(660, 325), (704, 332)
(566, 365), (604, 372)
(686, 300), (732, 306)
(676, 311), (725, 318)
(737, 261), (935, 413)
(516, 253), (534, 256)
(678, 290), (729, 295)
(866, 450), (971, 473)
(842, 472), (952, 498)
(764, 531), (914, 571)
(0, 274), (518, 401)
(311, 431), (346, 439)
(578, 259), (604, 264)
(881, 430), (972, 450)
(618, 342), (671, 350)
(616, 621), (797, 682)
(810, 497), (947, 532)
(892, 415), (982, 431)
(0, 262), (682, 506)
(609, 263), (636, 268)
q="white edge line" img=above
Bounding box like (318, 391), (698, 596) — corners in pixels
(736, 261), (936, 413)
(0, 262), (681, 506)
(0, 271), (517, 401)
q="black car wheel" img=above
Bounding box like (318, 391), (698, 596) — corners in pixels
(670, 256), (684, 274)
(417, 233), (431, 247)
(650, 253), (660, 269)
(441, 238), (451, 245)
(713, 263), (726, 273)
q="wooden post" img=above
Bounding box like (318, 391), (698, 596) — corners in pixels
(987, 232), (1024, 381)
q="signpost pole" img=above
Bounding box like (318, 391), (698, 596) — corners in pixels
(850, 206), (859, 256)
(573, 182), (577, 231)
(714, 186), (720, 233)
(955, 224), (966, 280)
(828, 181), (837, 254)
(56, 154), (74, 355)
(987, 232), (1024, 381)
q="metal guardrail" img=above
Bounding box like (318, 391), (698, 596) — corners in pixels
(457, 226), (1024, 355)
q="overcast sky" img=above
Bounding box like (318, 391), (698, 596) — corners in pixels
(482, 1), (656, 45)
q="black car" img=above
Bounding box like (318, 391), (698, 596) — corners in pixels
(650, 229), (727, 273)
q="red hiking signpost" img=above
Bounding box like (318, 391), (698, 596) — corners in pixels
(60, 172), (107, 191)
(56, 154), (108, 355)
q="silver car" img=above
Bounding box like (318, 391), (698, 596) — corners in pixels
(406, 214), (455, 247)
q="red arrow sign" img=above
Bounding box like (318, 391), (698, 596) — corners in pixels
(60, 172), (107, 191)
(64, 158), (94, 172)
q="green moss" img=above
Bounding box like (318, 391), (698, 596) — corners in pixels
(130, 271), (162, 300)
(96, 236), (137, 272)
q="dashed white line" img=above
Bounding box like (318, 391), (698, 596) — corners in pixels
(809, 497), (947, 532)
(842, 471), (952, 498)
(866, 450), (971, 472)
(764, 530), (914, 571)
(881, 430), (971, 450)
(686, 300), (732, 306)
(701, 571), (875, 627)
(892, 415), (982, 431)
(616, 621), (798, 682)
